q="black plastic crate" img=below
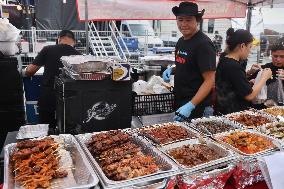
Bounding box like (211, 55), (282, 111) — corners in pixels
(132, 93), (174, 116)
(55, 75), (132, 134)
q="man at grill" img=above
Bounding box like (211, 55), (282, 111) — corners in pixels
(162, 2), (216, 121)
(23, 30), (81, 129)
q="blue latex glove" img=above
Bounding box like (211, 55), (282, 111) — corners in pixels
(174, 102), (196, 122)
(162, 67), (172, 82)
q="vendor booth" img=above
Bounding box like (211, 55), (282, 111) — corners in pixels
(1, 0), (284, 189)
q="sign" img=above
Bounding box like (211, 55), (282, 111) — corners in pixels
(76, 0), (247, 21)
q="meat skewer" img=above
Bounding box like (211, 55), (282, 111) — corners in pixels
(10, 138), (68, 189)
(86, 130), (159, 181)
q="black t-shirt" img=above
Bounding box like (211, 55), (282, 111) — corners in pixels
(249, 62), (284, 105)
(174, 31), (216, 107)
(216, 57), (253, 114)
(33, 44), (80, 88)
(250, 62), (284, 85)
(219, 52), (248, 70)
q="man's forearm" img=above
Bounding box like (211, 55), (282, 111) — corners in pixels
(25, 64), (40, 77)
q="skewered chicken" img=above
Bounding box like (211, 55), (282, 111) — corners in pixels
(10, 138), (68, 189)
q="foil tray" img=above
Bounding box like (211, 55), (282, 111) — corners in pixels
(178, 163), (236, 189)
(100, 177), (172, 189)
(16, 124), (49, 140)
(224, 110), (276, 130)
(260, 106), (284, 117)
(61, 55), (110, 73)
(4, 134), (99, 189)
(62, 67), (110, 81)
(214, 129), (280, 157)
(258, 122), (284, 149)
(131, 122), (199, 146)
(75, 132), (179, 188)
(160, 138), (237, 173)
(189, 116), (242, 136)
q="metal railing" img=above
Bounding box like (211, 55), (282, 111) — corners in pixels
(20, 27), (87, 55)
(109, 21), (129, 60)
(18, 28), (183, 67)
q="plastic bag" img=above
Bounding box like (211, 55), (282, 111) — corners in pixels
(147, 75), (164, 88)
(0, 18), (20, 41)
(266, 77), (284, 105)
(0, 41), (19, 55)
(132, 80), (147, 95)
(253, 70), (267, 104)
(152, 84), (170, 94)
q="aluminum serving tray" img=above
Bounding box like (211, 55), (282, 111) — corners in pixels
(258, 122), (284, 149)
(260, 106), (284, 118)
(224, 110), (276, 129)
(4, 134), (99, 189)
(160, 138), (237, 173)
(61, 55), (109, 73)
(132, 122), (199, 146)
(75, 132), (179, 188)
(189, 116), (242, 136)
(214, 129), (280, 157)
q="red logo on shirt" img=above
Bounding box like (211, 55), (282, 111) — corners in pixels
(176, 55), (186, 64)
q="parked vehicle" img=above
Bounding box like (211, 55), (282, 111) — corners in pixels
(120, 20), (163, 50)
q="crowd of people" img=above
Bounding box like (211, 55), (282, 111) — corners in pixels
(163, 1), (284, 121)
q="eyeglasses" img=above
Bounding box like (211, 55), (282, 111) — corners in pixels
(272, 54), (284, 59)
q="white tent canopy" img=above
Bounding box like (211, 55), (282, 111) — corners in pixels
(76, 0), (284, 21)
(235, 0), (284, 6)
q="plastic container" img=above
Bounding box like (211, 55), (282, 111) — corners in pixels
(132, 93), (174, 116)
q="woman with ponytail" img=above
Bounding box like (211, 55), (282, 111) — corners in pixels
(215, 29), (272, 114)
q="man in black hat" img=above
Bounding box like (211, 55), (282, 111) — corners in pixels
(162, 2), (216, 121)
(24, 30), (81, 128)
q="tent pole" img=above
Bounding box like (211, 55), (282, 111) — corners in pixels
(85, 0), (89, 55)
(246, 0), (253, 32)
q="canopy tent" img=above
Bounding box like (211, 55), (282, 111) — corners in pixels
(76, 0), (247, 21)
(76, 0), (284, 21)
(75, 0), (284, 54)
(233, 0), (284, 6)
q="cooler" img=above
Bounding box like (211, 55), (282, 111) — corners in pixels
(55, 74), (132, 134)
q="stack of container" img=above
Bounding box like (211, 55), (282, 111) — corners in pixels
(22, 68), (43, 124)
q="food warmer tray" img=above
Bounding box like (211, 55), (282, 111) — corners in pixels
(224, 110), (276, 129)
(4, 134), (99, 189)
(189, 116), (242, 136)
(131, 122), (199, 146)
(159, 138), (238, 173)
(75, 132), (179, 189)
(214, 129), (280, 157)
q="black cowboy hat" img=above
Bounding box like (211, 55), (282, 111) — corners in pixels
(59, 30), (75, 40)
(172, 2), (205, 17)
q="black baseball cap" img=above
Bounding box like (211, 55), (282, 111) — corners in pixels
(59, 30), (75, 40)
